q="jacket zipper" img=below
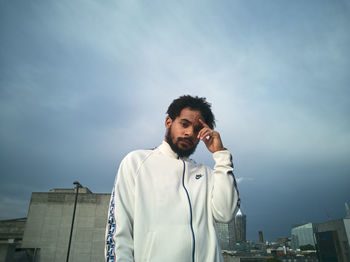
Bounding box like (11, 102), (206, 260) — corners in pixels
(181, 160), (195, 262)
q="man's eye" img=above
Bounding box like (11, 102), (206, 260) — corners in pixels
(181, 123), (188, 128)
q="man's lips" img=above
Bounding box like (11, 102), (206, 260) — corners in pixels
(178, 138), (193, 147)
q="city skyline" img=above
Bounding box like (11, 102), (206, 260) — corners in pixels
(1, 0), (349, 242)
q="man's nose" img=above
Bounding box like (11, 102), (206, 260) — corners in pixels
(184, 127), (194, 137)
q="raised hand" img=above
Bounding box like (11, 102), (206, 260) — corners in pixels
(197, 119), (225, 153)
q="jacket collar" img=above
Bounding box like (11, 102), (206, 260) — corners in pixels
(158, 140), (188, 160)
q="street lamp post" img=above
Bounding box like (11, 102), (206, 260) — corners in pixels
(66, 181), (83, 262)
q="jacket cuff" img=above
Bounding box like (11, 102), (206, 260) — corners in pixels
(212, 149), (232, 166)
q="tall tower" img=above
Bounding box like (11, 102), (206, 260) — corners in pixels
(215, 207), (247, 250)
(233, 208), (246, 242)
(259, 231), (264, 244)
(345, 202), (350, 218)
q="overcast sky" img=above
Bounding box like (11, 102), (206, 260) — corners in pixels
(1, 0), (349, 242)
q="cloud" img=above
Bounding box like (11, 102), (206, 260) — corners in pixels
(236, 177), (254, 184)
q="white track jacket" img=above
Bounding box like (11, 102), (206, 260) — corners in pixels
(105, 141), (239, 262)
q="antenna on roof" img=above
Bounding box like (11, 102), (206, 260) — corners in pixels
(324, 209), (331, 220)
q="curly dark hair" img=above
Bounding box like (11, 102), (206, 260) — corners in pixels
(166, 95), (216, 129)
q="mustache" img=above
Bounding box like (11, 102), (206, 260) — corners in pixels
(177, 137), (194, 146)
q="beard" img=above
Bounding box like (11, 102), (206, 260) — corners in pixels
(165, 125), (199, 158)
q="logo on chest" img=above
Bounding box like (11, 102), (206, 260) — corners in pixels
(195, 174), (203, 180)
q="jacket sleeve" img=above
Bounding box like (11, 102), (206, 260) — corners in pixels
(105, 154), (136, 262)
(210, 149), (240, 223)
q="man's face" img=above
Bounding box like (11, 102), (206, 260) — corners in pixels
(165, 107), (204, 157)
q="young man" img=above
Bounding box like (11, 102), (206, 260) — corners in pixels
(105, 95), (240, 262)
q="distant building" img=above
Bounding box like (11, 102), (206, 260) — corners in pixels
(235, 209), (247, 243)
(216, 208), (247, 251)
(315, 218), (350, 262)
(0, 218), (27, 261)
(216, 221), (234, 250)
(21, 187), (110, 262)
(345, 202), (350, 219)
(258, 231), (263, 244)
(276, 237), (290, 247)
(291, 223), (317, 250)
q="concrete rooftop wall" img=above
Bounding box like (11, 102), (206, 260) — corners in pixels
(317, 219), (350, 262)
(22, 191), (110, 262)
(0, 218), (26, 262)
(0, 218), (26, 240)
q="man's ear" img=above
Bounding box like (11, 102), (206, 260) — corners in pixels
(165, 117), (172, 128)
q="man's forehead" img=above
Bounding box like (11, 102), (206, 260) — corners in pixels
(178, 108), (203, 122)
(180, 118), (202, 125)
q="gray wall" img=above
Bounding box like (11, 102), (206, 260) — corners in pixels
(343, 218), (350, 250)
(21, 190), (110, 262)
(317, 219), (350, 262)
(0, 218), (26, 262)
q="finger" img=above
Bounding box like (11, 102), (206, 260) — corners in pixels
(198, 127), (211, 139)
(202, 133), (213, 145)
(200, 130), (213, 140)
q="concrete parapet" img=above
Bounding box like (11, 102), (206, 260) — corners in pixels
(21, 189), (110, 262)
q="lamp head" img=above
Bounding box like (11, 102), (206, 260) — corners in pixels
(73, 181), (82, 188)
